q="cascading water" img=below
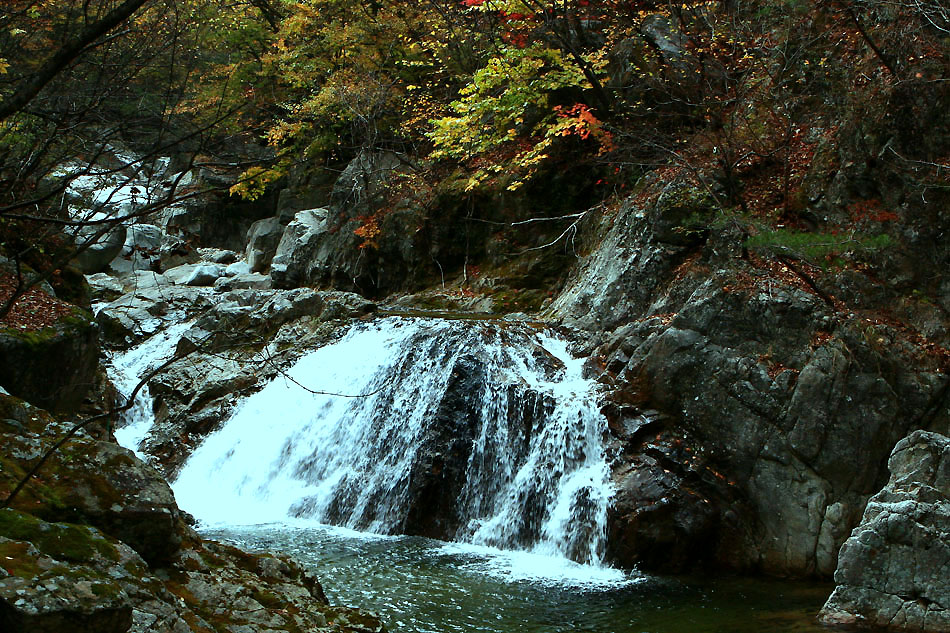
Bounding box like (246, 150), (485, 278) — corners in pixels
(173, 317), (613, 565)
(107, 320), (194, 457)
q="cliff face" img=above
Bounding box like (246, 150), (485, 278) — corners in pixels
(545, 187), (948, 577)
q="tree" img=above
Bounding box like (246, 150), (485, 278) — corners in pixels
(0, 0), (269, 319)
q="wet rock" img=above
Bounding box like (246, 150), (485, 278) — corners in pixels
(604, 413), (737, 573)
(819, 431), (950, 632)
(96, 281), (211, 346)
(183, 264), (225, 287)
(141, 290), (375, 475)
(552, 189), (949, 577)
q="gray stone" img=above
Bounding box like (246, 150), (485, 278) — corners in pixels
(819, 431), (950, 632)
(183, 264), (225, 287)
(213, 273), (272, 292)
(224, 260), (251, 276)
(245, 216), (284, 272)
(72, 224), (127, 274)
(270, 208), (331, 287)
(122, 224), (165, 272)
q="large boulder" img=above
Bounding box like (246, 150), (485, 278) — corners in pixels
(0, 309), (99, 413)
(269, 208), (331, 288)
(819, 431), (950, 632)
(245, 216), (284, 272)
(71, 224), (127, 274)
(0, 396), (185, 566)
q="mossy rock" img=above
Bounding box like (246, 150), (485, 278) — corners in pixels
(0, 426), (184, 566)
(0, 308), (100, 413)
(0, 508), (120, 565)
(0, 510), (137, 633)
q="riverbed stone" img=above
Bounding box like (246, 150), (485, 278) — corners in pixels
(245, 216), (284, 272)
(72, 224), (127, 274)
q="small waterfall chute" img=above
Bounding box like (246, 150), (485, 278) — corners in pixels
(107, 320), (194, 457)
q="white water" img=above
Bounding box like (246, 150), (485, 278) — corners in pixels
(173, 317), (614, 568)
(107, 320), (194, 457)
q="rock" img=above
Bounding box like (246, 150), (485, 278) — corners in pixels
(604, 415), (731, 573)
(111, 224), (165, 274)
(72, 224), (127, 274)
(550, 187), (949, 577)
(0, 507), (385, 633)
(183, 264), (225, 287)
(245, 216), (284, 272)
(819, 431), (950, 632)
(0, 510), (138, 633)
(96, 282), (211, 346)
(159, 184), (277, 253)
(269, 208), (331, 288)
(0, 309), (100, 413)
(158, 234), (197, 270)
(85, 273), (125, 303)
(224, 260), (251, 276)
(197, 248), (239, 264)
(161, 263), (203, 285)
(213, 272), (272, 292)
(0, 406), (185, 565)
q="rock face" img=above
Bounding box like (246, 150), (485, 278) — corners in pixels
(0, 309), (100, 413)
(548, 181), (950, 576)
(819, 431), (950, 632)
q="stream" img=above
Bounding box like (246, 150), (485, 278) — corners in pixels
(108, 315), (836, 633)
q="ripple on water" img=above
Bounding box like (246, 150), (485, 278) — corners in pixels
(200, 523), (835, 633)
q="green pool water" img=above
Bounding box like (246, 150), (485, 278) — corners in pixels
(201, 522), (838, 633)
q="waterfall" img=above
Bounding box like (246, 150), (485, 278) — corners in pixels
(107, 320), (194, 457)
(172, 317), (612, 564)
